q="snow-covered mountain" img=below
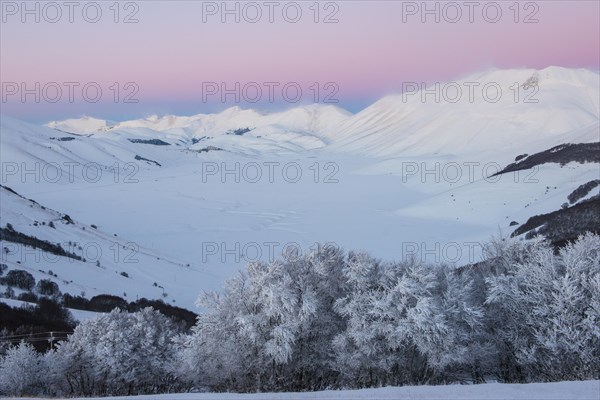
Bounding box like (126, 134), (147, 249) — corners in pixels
(112, 104), (351, 138)
(330, 66), (599, 161)
(1, 66), (598, 310)
(44, 104), (353, 155)
(43, 66), (599, 162)
(46, 116), (117, 134)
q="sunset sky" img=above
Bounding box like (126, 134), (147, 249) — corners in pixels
(1, 0), (599, 121)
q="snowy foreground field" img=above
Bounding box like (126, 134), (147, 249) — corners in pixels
(22, 380), (600, 400)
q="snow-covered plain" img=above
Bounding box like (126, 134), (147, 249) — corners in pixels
(1, 66), (599, 310)
(24, 380), (600, 400)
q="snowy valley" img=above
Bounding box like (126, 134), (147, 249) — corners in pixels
(1, 66), (598, 309)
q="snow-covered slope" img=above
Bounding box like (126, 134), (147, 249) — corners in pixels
(0, 185), (223, 309)
(46, 116), (116, 134)
(330, 66), (599, 162)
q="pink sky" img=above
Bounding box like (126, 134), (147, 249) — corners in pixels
(1, 1), (598, 121)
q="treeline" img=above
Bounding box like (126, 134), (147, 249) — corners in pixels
(1, 234), (598, 397)
(0, 299), (76, 352)
(0, 294), (197, 354)
(0, 308), (183, 396)
(62, 294), (197, 330)
(0, 224), (82, 261)
(0, 265), (197, 337)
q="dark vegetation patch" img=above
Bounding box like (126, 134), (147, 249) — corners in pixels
(36, 279), (61, 296)
(512, 197), (600, 247)
(0, 299), (76, 352)
(0, 293), (197, 352)
(191, 136), (210, 144)
(196, 146), (224, 153)
(63, 294), (197, 329)
(494, 142), (600, 176)
(226, 127), (253, 136)
(0, 269), (35, 290)
(128, 138), (170, 146)
(1, 225), (83, 261)
(0, 185), (19, 196)
(134, 155), (162, 166)
(514, 153), (528, 162)
(568, 180), (600, 204)
(128, 298), (197, 330)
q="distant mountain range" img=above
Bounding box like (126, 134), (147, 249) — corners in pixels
(43, 66), (599, 162)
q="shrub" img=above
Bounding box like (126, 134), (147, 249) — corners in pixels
(36, 279), (61, 297)
(1, 270), (35, 291)
(3, 287), (14, 298)
(88, 294), (128, 312)
(0, 342), (48, 396)
(17, 292), (38, 303)
(62, 293), (90, 310)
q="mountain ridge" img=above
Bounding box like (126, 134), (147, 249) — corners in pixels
(36, 66), (600, 161)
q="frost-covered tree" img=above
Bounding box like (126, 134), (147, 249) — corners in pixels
(178, 270), (261, 391)
(179, 244), (347, 392)
(49, 307), (180, 396)
(0, 235), (592, 396)
(485, 233), (600, 381)
(0, 342), (48, 396)
(432, 266), (494, 382)
(333, 251), (399, 387)
(334, 253), (490, 387)
(286, 244), (347, 389)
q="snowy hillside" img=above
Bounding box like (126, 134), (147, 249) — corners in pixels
(0, 185), (223, 308)
(46, 116), (116, 134)
(330, 66), (599, 161)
